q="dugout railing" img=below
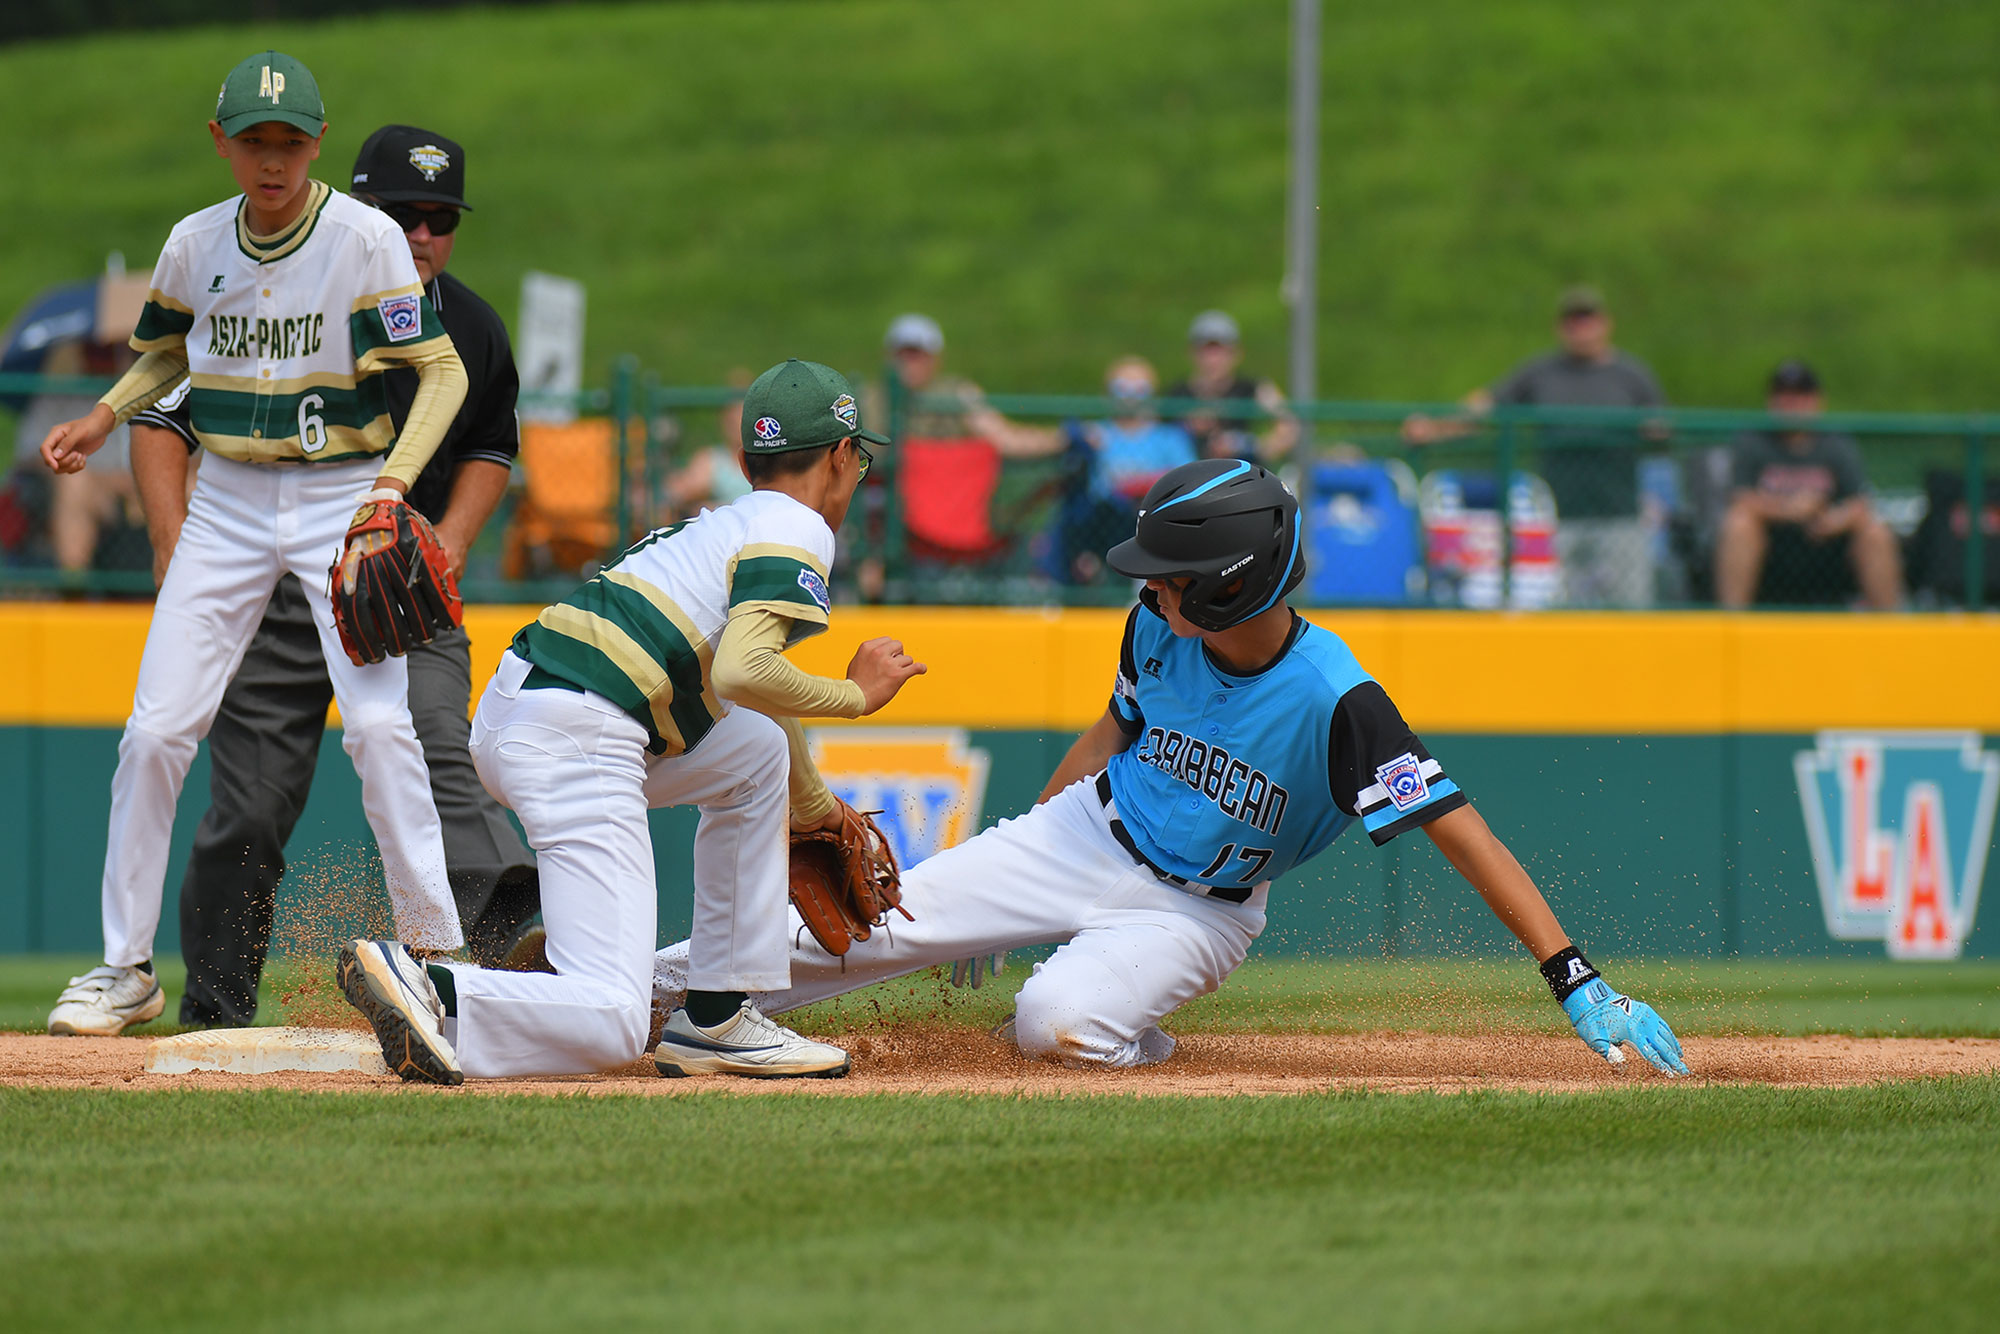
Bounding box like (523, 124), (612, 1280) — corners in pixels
(2, 364), (1993, 612)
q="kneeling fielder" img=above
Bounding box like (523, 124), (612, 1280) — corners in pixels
(657, 460), (1688, 1073)
(339, 359), (923, 1083)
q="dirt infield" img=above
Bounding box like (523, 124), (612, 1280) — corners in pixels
(4, 1029), (1998, 1096)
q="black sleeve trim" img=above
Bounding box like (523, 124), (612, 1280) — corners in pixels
(1117, 603), (1142, 681)
(1329, 679), (1434, 817)
(454, 449), (517, 469)
(130, 409), (199, 453)
(1364, 789), (1467, 845)
(1109, 602), (1146, 735)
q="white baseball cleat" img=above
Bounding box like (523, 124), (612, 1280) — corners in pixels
(337, 939), (463, 1086)
(653, 1002), (850, 1079)
(48, 963), (166, 1036)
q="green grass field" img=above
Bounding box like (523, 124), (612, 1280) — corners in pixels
(7, 953), (1998, 1330)
(4, 1), (1998, 408)
(1, 1079), (1995, 1331)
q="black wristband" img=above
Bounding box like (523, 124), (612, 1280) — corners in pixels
(1539, 946), (1600, 1003)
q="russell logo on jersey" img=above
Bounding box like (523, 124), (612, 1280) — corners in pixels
(1795, 731), (1998, 959)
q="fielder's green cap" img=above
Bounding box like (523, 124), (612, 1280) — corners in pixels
(740, 359), (889, 453)
(215, 51), (325, 138)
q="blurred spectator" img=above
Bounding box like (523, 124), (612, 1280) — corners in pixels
(659, 374), (752, 520)
(1046, 356), (1197, 583)
(871, 313), (1054, 455)
(1714, 361), (1901, 610)
(1403, 286), (1667, 606)
(1161, 309), (1298, 462)
(13, 338), (142, 572)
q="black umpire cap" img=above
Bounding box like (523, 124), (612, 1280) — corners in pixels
(351, 125), (472, 210)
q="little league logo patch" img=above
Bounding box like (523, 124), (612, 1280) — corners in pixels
(810, 729), (992, 868)
(377, 293), (424, 343)
(1795, 731), (1999, 960)
(407, 144), (451, 181)
(831, 393), (859, 431)
(796, 566), (831, 612)
(753, 416), (783, 441)
(1374, 752), (1430, 811)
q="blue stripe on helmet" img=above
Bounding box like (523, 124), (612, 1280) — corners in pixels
(1244, 511), (1301, 620)
(1151, 459), (1252, 512)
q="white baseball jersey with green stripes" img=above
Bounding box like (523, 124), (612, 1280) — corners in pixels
(131, 180), (451, 464)
(88, 179), (467, 974)
(510, 490), (837, 757)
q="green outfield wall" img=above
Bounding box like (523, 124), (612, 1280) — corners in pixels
(4, 606), (1997, 961)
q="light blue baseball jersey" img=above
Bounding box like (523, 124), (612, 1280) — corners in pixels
(1104, 602), (1466, 888)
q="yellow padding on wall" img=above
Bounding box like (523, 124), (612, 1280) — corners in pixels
(1, 603), (1995, 733)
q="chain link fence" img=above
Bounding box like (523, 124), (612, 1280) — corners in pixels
(3, 366), (1991, 611)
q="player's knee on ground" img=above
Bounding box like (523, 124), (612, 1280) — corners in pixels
(541, 987), (651, 1069)
(1012, 971), (1128, 1068)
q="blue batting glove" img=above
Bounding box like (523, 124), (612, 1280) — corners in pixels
(1561, 977), (1689, 1076)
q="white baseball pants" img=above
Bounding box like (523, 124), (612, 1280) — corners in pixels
(654, 776), (1267, 1068)
(100, 453), (460, 966)
(449, 650), (792, 1077)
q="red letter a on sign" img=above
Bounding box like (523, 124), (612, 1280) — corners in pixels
(1889, 785), (1958, 960)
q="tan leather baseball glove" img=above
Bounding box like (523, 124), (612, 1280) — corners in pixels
(789, 800), (907, 956)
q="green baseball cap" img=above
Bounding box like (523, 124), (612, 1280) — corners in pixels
(215, 51), (326, 138)
(740, 359), (889, 453)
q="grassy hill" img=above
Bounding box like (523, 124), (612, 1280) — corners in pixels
(3, 0), (1997, 410)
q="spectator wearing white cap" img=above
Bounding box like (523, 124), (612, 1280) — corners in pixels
(1161, 310), (1299, 463)
(873, 313), (1057, 458)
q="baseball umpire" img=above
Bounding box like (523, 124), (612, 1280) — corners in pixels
(129, 124), (540, 1027)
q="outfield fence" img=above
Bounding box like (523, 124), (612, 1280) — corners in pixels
(3, 365), (1993, 611)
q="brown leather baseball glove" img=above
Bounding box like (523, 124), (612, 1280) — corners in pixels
(789, 800), (907, 956)
(328, 489), (462, 667)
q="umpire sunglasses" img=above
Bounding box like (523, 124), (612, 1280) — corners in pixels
(368, 199), (463, 236)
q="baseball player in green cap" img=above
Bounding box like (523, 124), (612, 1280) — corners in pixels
(337, 359), (926, 1084)
(41, 51), (469, 1037)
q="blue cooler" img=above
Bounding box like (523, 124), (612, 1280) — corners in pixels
(1305, 461), (1424, 605)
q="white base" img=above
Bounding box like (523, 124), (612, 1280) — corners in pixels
(146, 1026), (390, 1077)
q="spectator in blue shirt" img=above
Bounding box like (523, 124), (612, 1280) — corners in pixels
(1046, 357), (1198, 583)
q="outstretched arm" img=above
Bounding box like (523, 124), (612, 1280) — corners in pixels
(1423, 800), (1688, 1076)
(1038, 707), (1135, 805)
(1422, 803), (1569, 960)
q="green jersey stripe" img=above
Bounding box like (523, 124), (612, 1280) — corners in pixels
(190, 381), (393, 438)
(567, 580), (719, 749)
(729, 554), (828, 614)
(514, 580), (721, 755)
(348, 301), (448, 360)
(133, 300), (195, 346)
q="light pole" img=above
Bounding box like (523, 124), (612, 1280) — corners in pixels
(1283, 0), (1321, 444)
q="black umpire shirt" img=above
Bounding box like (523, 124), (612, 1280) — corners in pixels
(132, 271), (520, 525)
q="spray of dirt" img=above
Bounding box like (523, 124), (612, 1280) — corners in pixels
(264, 842), (395, 1030)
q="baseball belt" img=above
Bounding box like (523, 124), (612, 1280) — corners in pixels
(1095, 771), (1254, 905)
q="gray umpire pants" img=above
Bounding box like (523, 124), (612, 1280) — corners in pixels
(175, 574), (538, 1025)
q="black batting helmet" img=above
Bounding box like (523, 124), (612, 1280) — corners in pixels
(1106, 460), (1304, 631)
